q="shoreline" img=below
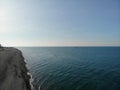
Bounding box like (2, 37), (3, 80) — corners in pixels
(0, 47), (34, 90)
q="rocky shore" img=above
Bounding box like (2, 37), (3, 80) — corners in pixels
(0, 47), (32, 90)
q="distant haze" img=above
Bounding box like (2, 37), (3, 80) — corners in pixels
(0, 0), (120, 46)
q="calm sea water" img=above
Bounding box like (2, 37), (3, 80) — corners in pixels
(18, 47), (120, 90)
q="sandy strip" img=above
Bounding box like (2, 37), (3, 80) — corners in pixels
(0, 47), (33, 90)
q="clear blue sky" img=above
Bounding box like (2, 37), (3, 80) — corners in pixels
(0, 0), (120, 46)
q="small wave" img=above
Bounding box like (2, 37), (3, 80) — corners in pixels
(25, 59), (36, 90)
(27, 72), (35, 90)
(38, 85), (41, 90)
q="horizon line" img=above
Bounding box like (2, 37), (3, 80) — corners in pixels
(4, 46), (120, 47)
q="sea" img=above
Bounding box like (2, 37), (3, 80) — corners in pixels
(18, 47), (120, 90)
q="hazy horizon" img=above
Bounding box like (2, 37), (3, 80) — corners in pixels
(0, 0), (120, 46)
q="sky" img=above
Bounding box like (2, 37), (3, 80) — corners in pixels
(0, 0), (120, 46)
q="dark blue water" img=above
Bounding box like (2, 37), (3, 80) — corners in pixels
(18, 47), (120, 90)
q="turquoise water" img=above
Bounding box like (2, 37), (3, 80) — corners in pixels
(18, 47), (120, 90)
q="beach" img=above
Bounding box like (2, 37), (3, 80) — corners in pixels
(0, 47), (32, 90)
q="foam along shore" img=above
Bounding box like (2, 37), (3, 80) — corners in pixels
(0, 47), (32, 90)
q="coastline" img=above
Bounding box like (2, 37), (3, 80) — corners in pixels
(0, 47), (34, 90)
